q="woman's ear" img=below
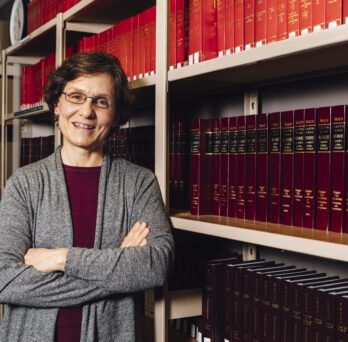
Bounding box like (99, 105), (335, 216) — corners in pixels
(54, 101), (60, 116)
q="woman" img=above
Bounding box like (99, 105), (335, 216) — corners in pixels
(0, 52), (174, 341)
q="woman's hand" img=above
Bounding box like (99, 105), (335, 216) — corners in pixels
(120, 221), (149, 248)
(24, 248), (67, 273)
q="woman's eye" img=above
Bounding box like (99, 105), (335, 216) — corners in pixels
(95, 98), (109, 106)
(70, 93), (83, 100)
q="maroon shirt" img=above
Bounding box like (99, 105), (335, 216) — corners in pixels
(55, 165), (101, 342)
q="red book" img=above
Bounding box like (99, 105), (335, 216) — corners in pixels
(280, 111), (294, 226)
(234, 0), (244, 52)
(330, 105), (346, 233)
(256, 113), (268, 222)
(124, 18), (133, 79)
(212, 119), (221, 216)
(112, 24), (120, 57)
(149, 6), (156, 75)
(255, 0), (266, 47)
(120, 22), (128, 70)
(344, 0), (348, 24)
(266, 0), (278, 43)
(228, 117), (238, 218)
(288, 0), (300, 38)
(217, 0), (226, 56)
(202, 0), (218, 61)
(325, 0), (342, 28)
(268, 112), (281, 224)
(138, 12), (146, 78)
(244, 0), (255, 50)
(176, 0), (189, 67)
(190, 119), (213, 215)
(277, 0), (288, 40)
(170, 0), (177, 70)
(313, 0), (325, 31)
(188, 0), (201, 64)
(144, 9), (152, 76)
(303, 108), (317, 229)
(293, 109), (305, 227)
(245, 114), (257, 221)
(300, 0), (313, 34)
(236, 115), (246, 219)
(225, 0), (235, 55)
(315, 106), (331, 231)
(220, 118), (230, 217)
(132, 16), (139, 80)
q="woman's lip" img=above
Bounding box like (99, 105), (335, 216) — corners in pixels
(72, 122), (96, 130)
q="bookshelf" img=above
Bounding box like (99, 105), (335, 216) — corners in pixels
(1, 1), (348, 341)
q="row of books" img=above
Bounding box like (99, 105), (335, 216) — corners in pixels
(20, 135), (55, 167)
(105, 126), (155, 172)
(170, 104), (348, 233)
(20, 46), (74, 110)
(76, 6), (156, 81)
(196, 256), (348, 342)
(27, 0), (81, 34)
(169, 0), (348, 69)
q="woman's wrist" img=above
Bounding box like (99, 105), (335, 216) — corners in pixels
(51, 248), (68, 272)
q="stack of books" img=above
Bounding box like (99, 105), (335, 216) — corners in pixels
(20, 135), (55, 166)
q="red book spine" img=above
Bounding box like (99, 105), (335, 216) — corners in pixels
(313, 0), (325, 31)
(280, 111), (294, 226)
(228, 117), (238, 218)
(268, 112), (281, 224)
(170, 0), (177, 70)
(315, 106), (331, 231)
(188, 0), (203, 64)
(132, 16), (139, 80)
(212, 119), (221, 216)
(144, 9), (152, 76)
(234, 0), (245, 52)
(325, 0), (342, 28)
(236, 115), (246, 219)
(255, 0), (266, 47)
(256, 113), (268, 222)
(138, 12), (146, 78)
(277, 0), (288, 40)
(288, 0), (300, 37)
(124, 18), (132, 79)
(217, 0), (226, 56)
(293, 109), (305, 227)
(149, 6), (156, 75)
(266, 0), (278, 43)
(106, 27), (113, 55)
(220, 118), (229, 217)
(176, 0), (189, 67)
(330, 105), (346, 233)
(245, 114), (257, 221)
(244, 0), (255, 50)
(300, 0), (313, 34)
(225, 0), (235, 54)
(303, 108), (317, 229)
(344, 0), (348, 24)
(202, 0), (218, 61)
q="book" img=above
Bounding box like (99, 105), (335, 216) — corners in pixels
(266, 0), (278, 44)
(288, 0), (300, 38)
(225, 0), (235, 55)
(277, 0), (288, 41)
(212, 119), (222, 216)
(170, 0), (177, 70)
(132, 15), (140, 80)
(345, 0), (348, 24)
(228, 117), (238, 218)
(325, 0), (342, 28)
(300, 0), (313, 34)
(336, 295), (348, 342)
(313, 0), (325, 31)
(220, 118), (230, 217)
(177, 0), (189, 68)
(217, 0), (226, 56)
(244, 0), (255, 50)
(255, 0), (266, 47)
(234, 0), (245, 52)
(138, 12), (146, 78)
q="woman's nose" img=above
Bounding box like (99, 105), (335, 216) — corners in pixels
(78, 98), (95, 118)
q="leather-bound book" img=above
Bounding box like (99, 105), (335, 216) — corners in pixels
(246, 115), (257, 221)
(277, 0), (288, 40)
(345, 0), (348, 24)
(228, 117), (238, 218)
(212, 119), (222, 216)
(330, 105), (346, 232)
(315, 106), (331, 231)
(303, 108), (317, 229)
(220, 118), (230, 217)
(280, 111), (294, 226)
(325, 0), (342, 28)
(225, 0), (235, 55)
(268, 112), (281, 224)
(255, 0), (266, 47)
(288, 0), (300, 37)
(169, 0), (177, 70)
(178, 122), (188, 210)
(256, 113), (268, 222)
(336, 294), (348, 342)
(236, 115), (247, 219)
(217, 0), (226, 56)
(313, 0), (325, 31)
(169, 122), (175, 209)
(266, 0), (277, 43)
(234, 0), (245, 52)
(293, 109), (305, 227)
(244, 0), (255, 50)
(300, 0), (313, 34)
(176, 0), (189, 68)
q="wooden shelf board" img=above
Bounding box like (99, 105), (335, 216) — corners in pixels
(65, 21), (113, 34)
(171, 213), (348, 262)
(6, 104), (50, 121)
(130, 75), (157, 89)
(167, 288), (202, 319)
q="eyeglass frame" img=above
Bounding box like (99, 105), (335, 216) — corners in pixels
(61, 91), (114, 109)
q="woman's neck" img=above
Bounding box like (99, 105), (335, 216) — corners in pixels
(60, 144), (103, 167)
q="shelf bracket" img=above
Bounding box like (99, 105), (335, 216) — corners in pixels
(243, 244), (258, 261)
(244, 89), (259, 115)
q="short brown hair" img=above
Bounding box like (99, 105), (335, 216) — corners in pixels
(44, 52), (133, 126)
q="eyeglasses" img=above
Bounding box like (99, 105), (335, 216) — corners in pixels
(62, 91), (114, 109)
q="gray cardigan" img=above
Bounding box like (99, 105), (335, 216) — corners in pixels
(0, 146), (174, 341)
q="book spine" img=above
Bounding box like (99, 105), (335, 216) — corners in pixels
(225, 0), (235, 55)
(188, 0), (203, 64)
(236, 116), (247, 219)
(288, 0), (300, 37)
(201, 264), (214, 340)
(322, 292), (336, 342)
(138, 12), (146, 78)
(291, 283), (302, 342)
(220, 118), (230, 217)
(336, 296), (348, 342)
(302, 286), (313, 342)
(251, 273), (262, 342)
(330, 105), (346, 233)
(280, 111), (294, 226)
(277, 0), (288, 40)
(232, 267), (243, 341)
(270, 278), (282, 342)
(234, 0), (245, 52)
(144, 9), (152, 76)
(177, 0), (189, 67)
(228, 117), (238, 218)
(191, 119), (201, 215)
(150, 6), (156, 75)
(344, 0), (348, 24)
(313, 0), (325, 31)
(202, 0), (218, 61)
(293, 109), (305, 227)
(169, 123), (175, 209)
(174, 122), (182, 209)
(244, 0), (255, 50)
(224, 267), (233, 342)
(268, 112), (281, 224)
(261, 274), (271, 341)
(325, 0), (342, 28)
(241, 269), (253, 342)
(217, 0), (226, 56)
(132, 16), (139, 80)
(266, 0), (278, 43)
(300, 0), (313, 34)
(255, 0), (266, 47)
(212, 118), (222, 216)
(246, 114), (257, 221)
(281, 280), (292, 342)
(303, 108), (317, 229)
(256, 114), (268, 222)
(315, 107), (331, 231)
(170, 0), (177, 70)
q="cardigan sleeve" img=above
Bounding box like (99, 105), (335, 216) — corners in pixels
(0, 175), (111, 308)
(64, 170), (175, 293)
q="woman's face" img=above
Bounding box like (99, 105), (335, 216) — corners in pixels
(54, 73), (116, 153)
